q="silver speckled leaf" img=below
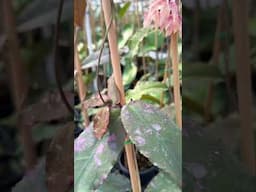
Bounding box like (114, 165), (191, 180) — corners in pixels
(74, 109), (125, 192)
(96, 172), (131, 192)
(121, 101), (181, 186)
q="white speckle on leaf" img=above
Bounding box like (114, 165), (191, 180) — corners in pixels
(135, 129), (142, 135)
(99, 174), (108, 185)
(122, 106), (130, 120)
(95, 157), (102, 166)
(74, 137), (86, 152)
(142, 151), (150, 157)
(145, 129), (153, 135)
(96, 143), (104, 155)
(134, 136), (145, 146)
(144, 108), (154, 114)
(144, 104), (154, 113)
(151, 183), (156, 188)
(94, 143), (105, 166)
(152, 124), (161, 131)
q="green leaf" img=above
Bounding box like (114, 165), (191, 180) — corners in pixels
(83, 72), (95, 85)
(145, 171), (181, 192)
(141, 94), (161, 105)
(129, 28), (153, 57)
(74, 109), (126, 192)
(118, 25), (134, 49)
(126, 81), (167, 102)
(123, 61), (137, 87)
(140, 31), (165, 54)
(118, 2), (131, 18)
(96, 172), (131, 192)
(121, 101), (181, 186)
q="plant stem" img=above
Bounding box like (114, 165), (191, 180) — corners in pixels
(161, 44), (171, 107)
(232, 0), (255, 175)
(171, 33), (182, 128)
(155, 31), (159, 79)
(102, 0), (141, 191)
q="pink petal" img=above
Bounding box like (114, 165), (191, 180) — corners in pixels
(143, 0), (182, 36)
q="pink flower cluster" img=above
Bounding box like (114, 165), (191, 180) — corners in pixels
(144, 0), (181, 36)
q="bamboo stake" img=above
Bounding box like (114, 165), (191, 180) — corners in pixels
(232, 0), (255, 175)
(74, 29), (90, 127)
(170, 33), (182, 128)
(74, 0), (89, 126)
(102, 0), (142, 191)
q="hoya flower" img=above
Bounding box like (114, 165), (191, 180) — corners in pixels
(144, 0), (182, 36)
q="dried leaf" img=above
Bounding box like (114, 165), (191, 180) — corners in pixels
(93, 106), (110, 139)
(107, 75), (121, 105)
(84, 93), (111, 108)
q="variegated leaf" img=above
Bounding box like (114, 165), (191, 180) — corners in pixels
(74, 109), (126, 191)
(121, 101), (181, 186)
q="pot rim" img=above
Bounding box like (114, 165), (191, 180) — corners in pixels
(118, 151), (158, 175)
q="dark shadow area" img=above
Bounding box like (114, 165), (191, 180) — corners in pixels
(183, 0), (256, 191)
(0, 0), (73, 191)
